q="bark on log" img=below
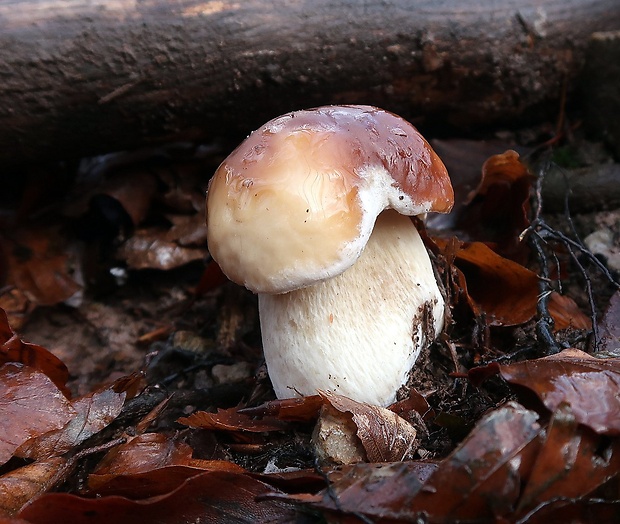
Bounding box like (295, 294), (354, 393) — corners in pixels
(1, 0), (619, 168)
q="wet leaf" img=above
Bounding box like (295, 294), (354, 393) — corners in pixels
(232, 395), (325, 424)
(518, 499), (620, 523)
(0, 363), (74, 466)
(428, 139), (523, 232)
(499, 348), (620, 435)
(272, 461), (438, 518)
(389, 388), (435, 421)
(0, 309), (69, 393)
(276, 403), (540, 522)
(516, 403), (620, 516)
(178, 406), (290, 433)
(89, 433), (245, 498)
(19, 471), (298, 524)
(16, 379), (128, 461)
(0, 456), (75, 517)
(407, 402), (541, 520)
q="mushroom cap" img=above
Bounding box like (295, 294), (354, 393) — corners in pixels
(206, 105), (453, 293)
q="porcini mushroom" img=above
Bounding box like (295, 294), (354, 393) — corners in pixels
(206, 105), (453, 406)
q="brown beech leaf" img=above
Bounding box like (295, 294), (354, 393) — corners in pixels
(237, 395), (324, 423)
(118, 227), (207, 270)
(436, 238), (590, 329)
(389, 388), (435, 421)
(89, 433), (245, 498)
(598, 289), (620, 353)
(0, 364), (75, 466)
(271, 461), (438, 517)
(277, 403), (540, 522)
(0, 309), (69, 394)
(408, 402), (542, 521)
(3, 227), (81, 307)
(19, 471), (298, 524)
(461, 150), (533, 260)
(178, 406), (290, 433)
(516, 403), (620, 516)
(0, 456), (75, 517)
(318, 390), (418, 463)
(499, 348), (620, 435)
(16, 379), (129, 461)
(518, 499), (620, 523)
(427, 139), (525, 232)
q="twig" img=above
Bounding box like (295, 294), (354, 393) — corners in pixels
(528, 230), (561, 355)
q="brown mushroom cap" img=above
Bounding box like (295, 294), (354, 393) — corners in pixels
(206, 105), (453, 293)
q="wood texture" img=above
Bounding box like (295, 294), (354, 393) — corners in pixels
(1, 0), (619, 167)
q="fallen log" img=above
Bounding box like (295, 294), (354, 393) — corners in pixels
(1, 0), (619, 167)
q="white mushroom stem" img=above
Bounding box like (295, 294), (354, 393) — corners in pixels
(259, 210), (444, 407)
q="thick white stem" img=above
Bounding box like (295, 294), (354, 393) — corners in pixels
(259, 210), (444, 407)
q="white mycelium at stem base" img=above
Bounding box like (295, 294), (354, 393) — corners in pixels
(206, 105), (454, 407)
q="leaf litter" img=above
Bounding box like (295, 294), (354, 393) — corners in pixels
(0, 139), (618, 522)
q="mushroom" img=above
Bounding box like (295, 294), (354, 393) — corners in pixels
(206, 105), (453, 407)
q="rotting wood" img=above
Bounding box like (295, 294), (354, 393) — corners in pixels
(1, 0), (619, 168)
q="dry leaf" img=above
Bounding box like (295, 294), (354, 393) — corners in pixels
(318, 390), (418, 463)
(436, 238), (591, 329)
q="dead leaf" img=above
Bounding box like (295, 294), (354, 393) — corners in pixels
(3, 227), (81, 307)
(118, 227), (207, 270)
(19, 471), (299, 524)
(0, 363), (75, 466)
(89, 433), (245, 498)
(268, 461), (438, 519)
(389, 388), (435, 421)
(318, 390), (418, 463)
(461, 150), (533, 260)
(436, 238), (590, 329)
(516, 403), (620, 516)
(0, 456), (75, 517)
(178, 406), (290, 433)
(407, 402), (541, 521)
(0, 309), (69, 394)
(499, 348), (620, 435)
(273, 404), (540, 521)
(16, 380), (128, 461)
(238, 395), (324, 423)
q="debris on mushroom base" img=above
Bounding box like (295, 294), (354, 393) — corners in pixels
(206, 105), (454, 407)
